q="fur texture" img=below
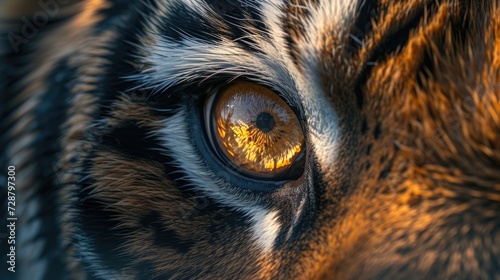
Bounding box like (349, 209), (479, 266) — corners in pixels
(1, 0), (499, 279)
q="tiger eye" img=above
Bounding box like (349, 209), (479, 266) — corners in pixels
(212, 82), (304, 178)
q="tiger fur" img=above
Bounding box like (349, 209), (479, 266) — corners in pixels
(1, 0), (499, 279)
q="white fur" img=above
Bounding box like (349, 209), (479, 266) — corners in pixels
(157, 110), (281, 251)
(294, 0), (359, 170)
(251, 210), (281, 251)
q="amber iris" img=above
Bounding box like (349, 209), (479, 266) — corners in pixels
(212, 82), (304, 177)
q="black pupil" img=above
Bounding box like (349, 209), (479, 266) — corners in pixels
(256, 112), (275, 133)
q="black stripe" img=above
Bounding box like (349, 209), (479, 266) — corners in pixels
(99, 122), (167, 162)
(347, 0), (379, 55)
(97, 0), (160, 114)
(354, 2), (431, 109)
(74, 181), (136, 274)
(159, 1), (269, 53)
(140, 211), (195, 253)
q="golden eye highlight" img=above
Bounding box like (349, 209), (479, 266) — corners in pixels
(211, 82), (305, 178)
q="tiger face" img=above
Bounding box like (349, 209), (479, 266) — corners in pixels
(1, 0), (499, 279)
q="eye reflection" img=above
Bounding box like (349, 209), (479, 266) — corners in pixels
(212, 82), (304, 178)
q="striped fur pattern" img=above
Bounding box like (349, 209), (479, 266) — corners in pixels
(1, 0), (499, 279)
